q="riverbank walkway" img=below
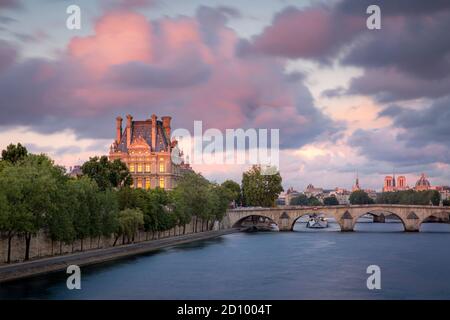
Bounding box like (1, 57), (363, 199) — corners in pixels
(0, 228), (239, 283)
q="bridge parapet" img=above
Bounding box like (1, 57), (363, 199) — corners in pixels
(227, 205), (450, 232)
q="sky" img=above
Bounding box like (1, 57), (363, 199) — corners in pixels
(0, 0), (449, 191)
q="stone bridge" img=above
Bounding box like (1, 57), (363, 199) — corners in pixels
(227, 205), (450, 232)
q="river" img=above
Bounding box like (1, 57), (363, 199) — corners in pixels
(1, 219), (450, 300)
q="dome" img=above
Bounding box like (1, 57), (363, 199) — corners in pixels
(415, 173), (430, 188)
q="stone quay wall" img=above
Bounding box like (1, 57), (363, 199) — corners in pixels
(0, 216), (232, 265)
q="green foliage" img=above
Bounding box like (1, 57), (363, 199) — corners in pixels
(0, 153), (66, 260)
(1, 143), (28, 164)
(81, 156), (132, 190)
(0, 142), (241, 261)
(290, 194), (309, 205)
(289, 194), (323, 206)
(349, 190), (375, 205)
(242, 165), (283, 207)
(221, 180), (241, 206)
(115, 208), (144, 244)
(377, 190), (441, 206)
(443, 199), (450, 206)
(323, 196), (339, 206)
(307, 196), (322, 206)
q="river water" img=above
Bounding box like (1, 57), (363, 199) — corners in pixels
(1, 219), (450, 300)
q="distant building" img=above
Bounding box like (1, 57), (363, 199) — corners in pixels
(352, 172), (361, 192)
(329, 188), (351, 205)
(285, 187), (300, 205)
(383, 174), (407, 192)
(304, 184), (323, 197)
(414, 173), (431, 191)
(68, 165), (82, 178)
(109, 114), (191, 190)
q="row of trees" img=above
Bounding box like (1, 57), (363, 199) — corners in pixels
(0, 144), (235, 263)
(287, 189), (444, 206)
(375, 189), (441, 206)
(349, 189), (442, 205)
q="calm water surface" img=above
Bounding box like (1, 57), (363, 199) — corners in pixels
(1, 220), (450, 300)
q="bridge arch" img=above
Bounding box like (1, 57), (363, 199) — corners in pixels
(419, 211), (450, 231)
(231, 214), (278, 230)
(352, 210), (407, 231)
(290, 212), (340, 231)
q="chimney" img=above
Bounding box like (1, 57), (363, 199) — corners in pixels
(151, 114), (157, 149)
(116, 116), (123, 143)
(126, 114), (133, 147)
(161, 116), (172, 139)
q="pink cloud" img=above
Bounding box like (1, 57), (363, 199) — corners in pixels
(0, 8), (339, 149)
(247, 6), (365, 60)
(69, 12), (154, 74)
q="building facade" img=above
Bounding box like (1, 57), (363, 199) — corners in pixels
(383, 174), (407, 192)
(109, 114), (191, 190)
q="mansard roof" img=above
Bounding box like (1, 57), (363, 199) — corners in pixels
(116, 119), (170, 153)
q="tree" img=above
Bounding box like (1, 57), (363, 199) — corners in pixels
(241, 165), (283, 207)
(349, 190), (374, 205)
(443, 199), (450, 206)
(114, 208), (144, 245)
(206, 184), (234, 230)
(377, 190), (441, 206)
(69, 177), (100, 251)
(1, 143), (28, 164)
(290, 194), (309, 206)
(97, 190), (119, 243)
(0, 154), (65, 261)
(171, 172), (211, 232)
(323, 196), (339, 206)
(307, 196), (322, 206)
(46, 184), (76, 253)
(81, 156), (132, 190)
(221, 180), (241, 207)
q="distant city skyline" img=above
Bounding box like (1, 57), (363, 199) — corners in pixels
(1, 0), (450, 190)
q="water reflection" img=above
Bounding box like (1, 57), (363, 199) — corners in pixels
(1, 222), (450, 300)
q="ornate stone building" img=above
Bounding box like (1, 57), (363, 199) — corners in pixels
(383, 174), (407, 192)
(414, 173), (431, 191)
(109, 114), (191, 190)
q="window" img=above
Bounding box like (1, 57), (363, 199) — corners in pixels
(145, 163), (151, 172)
(159, 158), (165, 173)
(145, 179), (151, 190)
(137, 163), (142, 173)
(137, 178), (142, 189)
(129, 163), (135, 172)
(159, 177), (165, 189)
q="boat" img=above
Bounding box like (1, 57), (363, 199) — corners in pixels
(306, 216), (328, 229)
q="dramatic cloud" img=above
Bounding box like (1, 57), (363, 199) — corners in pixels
(378, 97), (450, 149)
(348, 128), (450, 167)
(246, 0), (450, 102)
(0, 0), (22, 10)
(244, 5), (365, 61)
(346, 68), (450, 102)
(99, 0), (156, 10)
(0, 40), (17, 71)
(0, 7), (340, 149)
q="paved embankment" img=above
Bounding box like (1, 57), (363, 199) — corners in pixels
(0, 228), (239, 283)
